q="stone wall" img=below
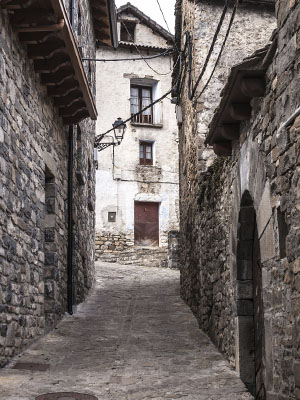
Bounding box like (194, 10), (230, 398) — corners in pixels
(176, 0), (300, 398)
(95, 230), (181, 270)
(168, 231), (181, 269)
(95, 231), (134, 253)
(0, 1), (96, 367)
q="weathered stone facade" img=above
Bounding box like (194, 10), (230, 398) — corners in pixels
(0, 0), (116, 367)
(175, 0), (300, 399)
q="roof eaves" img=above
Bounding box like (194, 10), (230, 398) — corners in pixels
(90, 0), (118, 48)
(205, 36), (278, 153)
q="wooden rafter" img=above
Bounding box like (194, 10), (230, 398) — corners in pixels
(0, 0), (97, 124)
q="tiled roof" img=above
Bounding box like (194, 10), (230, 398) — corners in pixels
(117, 2), (174, 42)
(119, 41), (171, 51)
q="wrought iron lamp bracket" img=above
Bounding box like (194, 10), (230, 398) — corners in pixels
(97, 142), (117, 152)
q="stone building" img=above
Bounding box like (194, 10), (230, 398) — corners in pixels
(0, 0), (117, 367)
(174, 0), (300, 399)
(95, 3), (180, 267)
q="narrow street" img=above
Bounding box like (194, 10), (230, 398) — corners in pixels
(0, 262), (252, 400)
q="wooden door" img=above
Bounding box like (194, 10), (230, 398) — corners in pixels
(253, 225), (265, 400)
(134, 202), (159, 246)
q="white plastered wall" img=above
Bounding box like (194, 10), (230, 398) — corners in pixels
(95, 12), (179, 247)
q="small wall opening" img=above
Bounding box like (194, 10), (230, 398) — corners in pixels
(236, 191), (265, 399)
(277, 207), (289, 259)
(44, 165), (58, 331)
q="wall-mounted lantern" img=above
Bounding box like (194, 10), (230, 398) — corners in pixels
(113, 118), (127, 144)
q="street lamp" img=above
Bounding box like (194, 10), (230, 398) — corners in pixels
(112, 118), (127, 144)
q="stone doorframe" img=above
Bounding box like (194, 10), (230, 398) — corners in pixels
(230, 138), (277, 396)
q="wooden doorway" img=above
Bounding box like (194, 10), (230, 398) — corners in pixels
(134, 202), (159, 246)
(253, 225), (265, 399)
(236, 191), (265, 399)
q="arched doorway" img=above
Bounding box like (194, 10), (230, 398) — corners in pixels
(236, 191), (265, 399)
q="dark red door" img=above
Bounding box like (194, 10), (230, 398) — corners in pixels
(253, 225), (265, 400)
(134, 202), (159, 246)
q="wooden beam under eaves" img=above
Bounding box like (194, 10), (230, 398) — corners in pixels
(50, 0), (97, 120)
(213, 142), (232, 157)
(34, 57), (71, 74)
(27, 43), (66, 59)
(53, 91), (82, 107)
(48, 80), (79, 97)
(63, 110), (90, 125)
(241, 77), (266, 98)
(229, 103), (252, 121)
(0, 0), (33, 9)
(221, 124), (240, 141)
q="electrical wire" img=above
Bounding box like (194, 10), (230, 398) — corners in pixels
(95, 44), (186, 148)
(193, 0), (239, 104)
(188, 0), (230, 100)
(155, 0), (173, 36)
(82, 49), (174, 62)
(155, 0), (179, 54)
(95, 86), (174, 147)
(120, 19), (175, 76)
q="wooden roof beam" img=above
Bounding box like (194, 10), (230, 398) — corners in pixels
(19, 31), (58, 44)
(221, 124), (240, 141)
(53, 91), (82, 107)
(12, 9), (57, 24)
(92, 7), (108, 19)
(63, 110), (90, 125)
(241, 77), (266, 98)
(51, 0), (97, 120)
(34, 57), (71, 74)
(27, 43), (66, 59)
(16, 20), (64, 33)
(41, 70), (75, 86)
(213, 142), (232, 157)
(0, 0), (33, 9)
(90, 0), (107, 13)
(229, 103), (252, 121)
(48, 81), (79, 97)
(94, 27), (110, 40)
(59, 102), (86, 117)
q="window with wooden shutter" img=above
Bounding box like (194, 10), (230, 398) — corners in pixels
(139, 142), (153, 165)
(130, 85), (153, 124)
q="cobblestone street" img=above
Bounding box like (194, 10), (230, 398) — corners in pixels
(0, 262), (252, 400)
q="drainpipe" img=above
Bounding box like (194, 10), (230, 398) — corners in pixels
(67, 125), (74, 315)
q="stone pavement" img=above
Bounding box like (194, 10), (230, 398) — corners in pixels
(0, 262), (253, 400)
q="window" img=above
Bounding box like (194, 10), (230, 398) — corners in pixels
(131, 85), (153, 124)
(108, 212), (116, 222)
(69, 0), (75, 29)
(78, 6), (82, 36)
(120, 21), (135, 42)
(140, 142), (153, 165)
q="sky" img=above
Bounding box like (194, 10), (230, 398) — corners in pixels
(115, 0), (176, 34)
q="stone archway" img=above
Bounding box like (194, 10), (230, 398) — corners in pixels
(236, 190), (265, 399)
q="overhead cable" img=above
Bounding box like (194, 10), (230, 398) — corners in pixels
(155, 0), (179, 53)
(155, 0), (173, 36)
(194, 0), (239, 104)
(82, 49), (174, 63)
(95, 86), (174, 147)
(120, 19), (175, 76)
(188, 0), (230, 100)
